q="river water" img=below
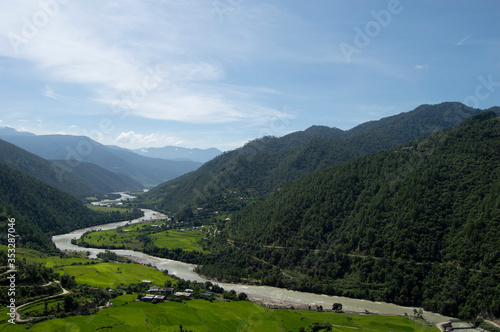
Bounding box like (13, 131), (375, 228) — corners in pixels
(52, 199), (451, 325)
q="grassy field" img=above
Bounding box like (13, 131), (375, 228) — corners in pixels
(0, 247), (438, 331)
(13, 247), (176, 288)
(19, 298), (64, 314)
(80, 223), (209, 252)
(0, 297), (438, 331)
(17, 298), (65, 320)
(50, 260), (176, 288)
(150, 229), (208, 252)
(81, 227), (144, 250)
(86, 205), (137, 213)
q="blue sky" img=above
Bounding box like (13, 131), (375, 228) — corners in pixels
(0, 0), (499, 150)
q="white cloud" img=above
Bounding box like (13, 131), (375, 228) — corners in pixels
(0, 1), (304, 125)
(414, 64), (428, 70)
(115, 131), (184, 148)
(43, 85), (60, 99)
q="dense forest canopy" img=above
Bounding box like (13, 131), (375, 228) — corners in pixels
(1, 104), (498, 320)
(196, 112), (500, 319)
(145, 102), (496, 215)
(0, 164), (142, 252)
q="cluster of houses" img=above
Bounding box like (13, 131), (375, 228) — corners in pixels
(150, 224), (206, 233)
(140, 286), (173, 302)
(140, 281), (213, 303)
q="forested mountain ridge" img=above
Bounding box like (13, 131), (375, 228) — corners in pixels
(146, 102), (495, 213)
(0, 163), (142, 252)
(0, 138), (142, 197)
(197, 112), (500, 319)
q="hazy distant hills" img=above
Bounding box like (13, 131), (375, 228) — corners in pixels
(0, 127), (36, 137)
(146, 102), (497, 213)
(131, 146), (222, 163)
(0, 131), (202, 186)
(53, 159), (144, 195)
(0, 138), (142, 197)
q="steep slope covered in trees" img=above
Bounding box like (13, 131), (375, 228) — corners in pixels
(146, 102), (494, 213)
(198, 112), (500, 319)
(0, 164), (142, 252)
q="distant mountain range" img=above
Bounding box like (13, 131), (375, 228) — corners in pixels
(130, 146), (221, 163)
(0, 138), (142, 197)
(0, 130), (203, 187)
(146, 102), (500, 213)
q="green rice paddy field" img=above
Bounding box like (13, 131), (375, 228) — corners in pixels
(17, 248), (177, 288)
(1, 297), (438, 331)
(1, 248), (438, 331)
(51, 261), (176, 288)
(80, 223), (209, 252)
(86, 205), (137, 213)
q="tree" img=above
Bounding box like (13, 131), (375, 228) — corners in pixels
(332, 303), (343, 312)
(64, 295), (78, 311)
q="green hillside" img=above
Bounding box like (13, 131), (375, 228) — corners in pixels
(145, 102), (494, 214)
(198, 112), (500, 319)
(0, 298), (438, 331)
(0, 164), (142, 252)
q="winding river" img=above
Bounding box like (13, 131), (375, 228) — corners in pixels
(52, 198), (451, 325)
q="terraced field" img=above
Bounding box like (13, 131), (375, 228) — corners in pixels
(1, 297), (438, 331)
(50, 260), (176, 288)
(17, 248), (176, 288)
(79, 222), (210, 253)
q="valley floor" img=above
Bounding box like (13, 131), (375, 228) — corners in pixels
(1, 297), (439, 332)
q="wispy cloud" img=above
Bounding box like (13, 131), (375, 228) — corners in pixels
(0, 1), (307, 126)
(414, 64), (428, 70)
(115, 131), (184, 148)
(456, 34), (472, 46)
(43, 85), (61, 99)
